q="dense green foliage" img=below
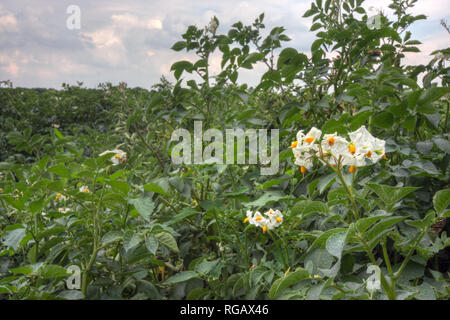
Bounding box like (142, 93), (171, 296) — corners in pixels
(0, 0), (449, 300)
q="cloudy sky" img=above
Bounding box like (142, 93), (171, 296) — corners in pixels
(0, 0), (449, 89)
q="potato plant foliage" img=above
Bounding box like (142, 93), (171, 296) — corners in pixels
(0, 0), (450, 300)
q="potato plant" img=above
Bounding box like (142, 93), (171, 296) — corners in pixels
(0, 0), (449, 300)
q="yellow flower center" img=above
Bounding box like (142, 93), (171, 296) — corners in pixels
(328, 137), (335, 146)
(349, 143), (356, 155)
(115, 154), (120, 159)
(305, 137), (314, 144)
(276, 217), (282, 223)
(255, 216), (262, 221)
(290, 140), (298, 148)
(382, 154), (387, 160)
(349, 166), (356, 173)
(301, 166), (307, 174)
(83, 189), (88, 193)
(262, 225), (268, 233)
(243, 217), (249, 223)
(365, 150), (372, 158)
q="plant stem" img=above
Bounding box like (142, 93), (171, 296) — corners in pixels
(335, 167), (359, 221)
(393, 229), (427, 281)
(359, 235), (396, 300)
(81, 181), (105, 297)
(382, 237), (393, 276)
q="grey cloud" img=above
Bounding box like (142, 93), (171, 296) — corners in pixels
(0, 0), (448, 89)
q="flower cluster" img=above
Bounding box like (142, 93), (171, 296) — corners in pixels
(291, 126), (386, 173)
(55, 192), (67, 201)
(99, 149), (127, 165)
(244, 208), (283, 232)
(14, 189), (24, 200)
(206, 18), (218, 33)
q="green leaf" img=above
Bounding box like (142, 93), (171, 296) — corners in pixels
(145, 234), (159, 255)
(415, 282), (436, 300)
(108, 181), (130, 195)
(373, 111), (394, 129)
(366, 183), (419, 211)
(195, 259), (219, 276)
(101, 231), (123, 246)
(348, 216), (384, 240)
(123, 232), (142, 252)
(319, 230), (349, 278)
(3, 228), (27, 250)
(405, 211), (435, 230)
(365, 216), (407, 245)
(162, 271), (199, 285)
(292, 200), (328, 218)
(57, 290), (84, 300)
(171, 41), (186, 51)
(269, 268), (310, 299)
(9, 266), (33, 275)
(325, 231), (348, 258)
(243, 191), (287, 208)
(144, 182), (168, 195)
(260, 177), (290, 189)
(416, 141), (433, 155)
(47, 164), (70, 178)
(170, 61), (194, 80)
(29, 197), (44, 215)
(307, 228), (347, 253)
(418, 86), (450, 106)
(433, 189), (450, 217)
(303, 248), (334, 275)
(423, 113), (440, 128)
(318, 173), (337, 194)
(433, 138), (450, 154)
(402, 46), (420, 53)
(242, 53), (264, 66)
(311, 39), (324, 52)
(129, 197), (155, 222)
(39, 265), (69, 278)
(166, 208), (197, 226)
(54, 128), (64, 139)
(155, 231), (179, 253)
(303, 8), (317, 17)
(310, 23), (322, 31)
(48, 180), (65, 192)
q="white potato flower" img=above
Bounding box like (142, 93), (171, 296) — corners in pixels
(291, 127), (322, 172)
(55, 192), (67, 201)
(79, 186), (89, 193)
(291, 126), (385, 173)
(320, 132), (349, 165)
(99, 149), (127, 165)
(244, 208), (283, 232)
(345, 126), (385, 166)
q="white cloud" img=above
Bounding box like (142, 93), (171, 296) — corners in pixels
(147, 19), (163, 30)
(0, 0), (448, 88)
(111, 13), (162, 30)
(0, 7), (18, 32)
(81, 28), (122, 49)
